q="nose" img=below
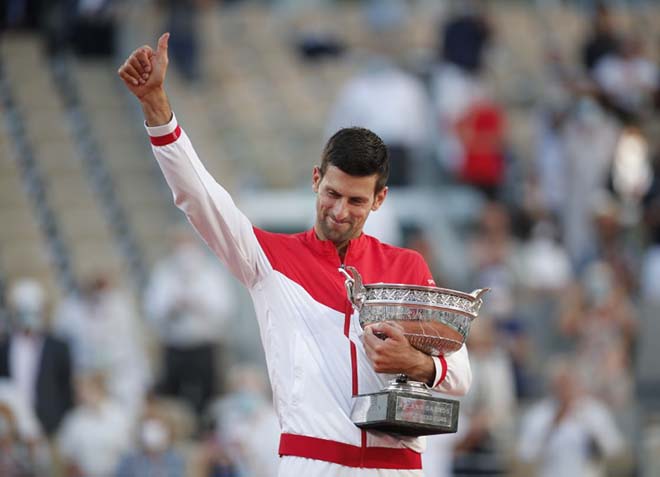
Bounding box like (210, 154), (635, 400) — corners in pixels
(332, 199), (349, 221)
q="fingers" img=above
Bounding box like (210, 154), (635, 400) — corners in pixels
(128, 57), (149, 84)
(136, 46), (153, 74)
(118, 61), (141, 86)
(156, 32), (170, 61)
(118, 63), (139, 86)
(366, 322), (405, 340)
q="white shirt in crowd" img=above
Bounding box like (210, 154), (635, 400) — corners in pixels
(8, 333), (43, 411)
(0, 378), (43, 441)
(54, 289), (151, 419)
(57, 399), (131, 477)
(325, 58), (433, 151)
(518, 396), (624, 477)
(144, 243), (238, 347)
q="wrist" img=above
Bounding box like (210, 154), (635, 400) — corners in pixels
(407, 353), (436, 385)
(140, 88), (172, 126)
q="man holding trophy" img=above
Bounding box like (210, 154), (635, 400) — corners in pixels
(119, 34), (481, 476)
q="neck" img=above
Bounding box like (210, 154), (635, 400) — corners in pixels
(313, 225), (351, 262)
(336, 243), (348, 262)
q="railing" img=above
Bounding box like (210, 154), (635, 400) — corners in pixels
(0, 59), (77, 294)
(49, 56), (148, 292)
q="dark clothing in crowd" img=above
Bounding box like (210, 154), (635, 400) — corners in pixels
(158, 344), (216, 415)
(0, 336), (74, 436)
(441, 13), (491, 74)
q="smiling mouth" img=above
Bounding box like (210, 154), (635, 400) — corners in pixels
(328, 217), (349, 227)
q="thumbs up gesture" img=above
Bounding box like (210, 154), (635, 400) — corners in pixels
(118, 33), (170, 101)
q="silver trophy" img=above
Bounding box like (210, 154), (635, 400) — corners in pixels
(340, 266), (488, 436)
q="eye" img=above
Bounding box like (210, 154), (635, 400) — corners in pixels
(327, 190), (340, 198)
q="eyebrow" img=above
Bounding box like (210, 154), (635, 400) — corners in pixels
(326, 187), (369, 203)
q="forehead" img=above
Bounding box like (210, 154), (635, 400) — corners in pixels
(320, 165), (378, 198)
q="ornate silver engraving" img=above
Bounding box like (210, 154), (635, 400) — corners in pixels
(341, 266), (489, 357)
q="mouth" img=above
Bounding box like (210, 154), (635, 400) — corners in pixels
(328, 216), (349, 228)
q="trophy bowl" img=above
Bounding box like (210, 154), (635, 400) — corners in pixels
(340, 265), (489, 436)
(340, 266), (488, 357)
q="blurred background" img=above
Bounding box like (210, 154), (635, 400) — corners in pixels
(1, 0), (660, 476)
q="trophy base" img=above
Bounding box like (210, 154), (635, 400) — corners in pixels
(351, 382), (460, 436)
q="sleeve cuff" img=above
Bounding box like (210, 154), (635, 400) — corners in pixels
(431, 356), (448, 388)
(145, 113), (180, 146)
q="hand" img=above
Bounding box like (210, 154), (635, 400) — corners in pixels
(117, 33), (170, 101)
(363, 322), (435, 384)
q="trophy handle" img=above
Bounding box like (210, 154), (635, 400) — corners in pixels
(469, 288), (490, 312)
(338, 266), (366, 310)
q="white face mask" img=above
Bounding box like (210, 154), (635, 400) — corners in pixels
(140, 419), (169, 452)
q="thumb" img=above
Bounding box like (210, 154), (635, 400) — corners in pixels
(156, 32), (170, 61)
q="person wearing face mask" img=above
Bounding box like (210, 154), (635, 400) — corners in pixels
(0, 278), (74, 438)
(115, 415), (185, 477)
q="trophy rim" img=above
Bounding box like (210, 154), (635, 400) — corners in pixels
(363, 282), (482, 302)
(360, 301), (477, 320)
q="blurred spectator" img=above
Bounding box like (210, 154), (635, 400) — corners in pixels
(533, 104), (570, 219)
(71, 0), (118, 57)
(54, 273), (151, 422)
(325, 56), (434, 186)
(439, 2), (492, 75)
(0, 402), (50, 477)
(560, 95), (620, 268)
(429, 62), (482, 178)
(518, 220), (572, 294)
(559, 261), (637, 412)
(582, 3), (622, 74)
(163, 0), (209, 83)
(430, 4), (503, 196)
(469, 201), (520, 323)
(115, 414), (186, 477)
(144, 228), (237, 416)
(517, 356), (625, 477)
(57, 372), (132, 477)
(451, 317), (515, 476)
(0, 379), (43, 443)
(196, 431), (240, 477)
(0, 278), (74, 438)
(454, 97), (507, 197)
(589, 191), (639, 294)
(593, 36), (658, 120)
(207, 364), (279, 477)
(641, 154), (660, 303)
(404, 226), (443, 286)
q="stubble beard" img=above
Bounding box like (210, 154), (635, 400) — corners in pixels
(319, 215), (356, 247)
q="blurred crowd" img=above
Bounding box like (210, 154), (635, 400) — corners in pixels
(2, 0), (660, 476)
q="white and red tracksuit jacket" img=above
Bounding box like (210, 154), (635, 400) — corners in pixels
(146, 115), (472, 476)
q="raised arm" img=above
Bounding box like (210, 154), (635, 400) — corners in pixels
(118, 35), (271, 287)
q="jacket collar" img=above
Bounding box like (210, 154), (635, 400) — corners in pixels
(301, 228), (369, 259)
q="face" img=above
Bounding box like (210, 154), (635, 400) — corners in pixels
(313, 165), (387, 249)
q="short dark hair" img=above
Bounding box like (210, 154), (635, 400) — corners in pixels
(320, 127), (389, 193)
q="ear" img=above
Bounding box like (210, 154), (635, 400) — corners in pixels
(371, 186), (388, 211)
(312, 166), (322, 193)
